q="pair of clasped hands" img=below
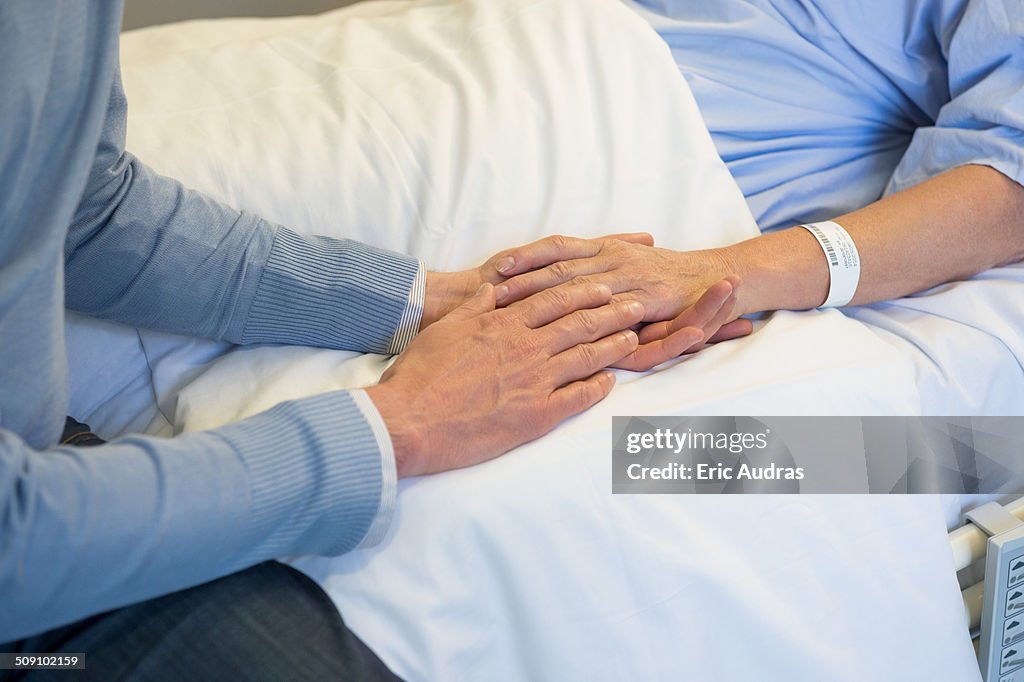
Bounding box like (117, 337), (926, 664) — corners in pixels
(366, 233), (750, 478)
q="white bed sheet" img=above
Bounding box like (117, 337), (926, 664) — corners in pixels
(59, 0), (1024, 679)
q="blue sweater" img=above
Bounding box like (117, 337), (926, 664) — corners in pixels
(0, 2), (421, 641)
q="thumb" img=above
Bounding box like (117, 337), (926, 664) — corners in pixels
(446, 282), (497, 321)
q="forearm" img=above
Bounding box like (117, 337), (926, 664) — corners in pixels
(722, 165), (1024, 314)
(0, 391), (390, 641)
(68, 66), (424, 353)
(68, 152), (424, 352)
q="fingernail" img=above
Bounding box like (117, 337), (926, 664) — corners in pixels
(476, 283), (489, 295)
(602, 370), (617, 384)
(495, 284), (509, 301)
(496, 256), (515, 274)
(622, 329), (639, 345)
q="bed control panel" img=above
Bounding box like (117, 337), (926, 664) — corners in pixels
(972, 503), (1024, 682)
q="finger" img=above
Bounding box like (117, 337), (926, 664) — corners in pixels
(489, 233), (654, 281)
(634, 279), (734, 345)
(613, 325), (705, 372)
(707, 318), (753, 343)
(539, 300), (645, 353)
(511, 281), (613, 329)
(637, 319), (671, 345)
(671, 291), (737, 340)
(546, 371), (617, 425)
(496, 257), (612, 306)
(443, 282), (496, 322)
(490, 234), (607, 278)
(672, 295), (741, 355)
(676, 317), (752, 356)
(654, 311), (752, 358)
(674, 279), (735, 330)
(603, 232), (654, 247)
(548, 329), (639, 385)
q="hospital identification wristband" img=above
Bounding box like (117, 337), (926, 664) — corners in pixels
(798, 220), (861, 308)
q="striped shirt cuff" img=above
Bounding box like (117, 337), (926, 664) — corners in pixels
(389, 262), (425, 354)
(350, 390), (398, 547)
(241, 228), (422, 354)
(218, 391), (385, 559)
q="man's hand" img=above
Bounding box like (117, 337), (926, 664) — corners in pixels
(367, 278), (730, 478)
(369, 281), (642, 477)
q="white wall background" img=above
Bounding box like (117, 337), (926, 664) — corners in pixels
(122, 0), (365, 31)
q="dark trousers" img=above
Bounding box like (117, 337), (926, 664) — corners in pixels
(2, 420), (402, 682)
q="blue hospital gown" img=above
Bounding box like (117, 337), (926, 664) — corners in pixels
(626, 0), (1024, 230)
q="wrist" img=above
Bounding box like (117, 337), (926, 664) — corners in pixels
(421, 272), (446, 330)
(421, 270), (482, 330)
(365, 381), (424, 478)
(716, 227), (830, 315)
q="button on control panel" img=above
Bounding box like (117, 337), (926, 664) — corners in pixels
(982, 526), (1024, 681)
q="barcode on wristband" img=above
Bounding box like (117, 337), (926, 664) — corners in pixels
(806, 224), (839, 266)
(800, 221), (861, 308)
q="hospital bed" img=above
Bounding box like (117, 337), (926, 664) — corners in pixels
(953, 496), (1024, 681)
(65, 0), (1023, 679)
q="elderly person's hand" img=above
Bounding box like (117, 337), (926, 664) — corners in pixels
(483, 166), (1024, 338)
(491, 234), (743, 315)
(421, 233), (751, 371)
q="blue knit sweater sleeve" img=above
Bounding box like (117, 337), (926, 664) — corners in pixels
(64, 67), (423, 355)
(0, 390), (393, 641)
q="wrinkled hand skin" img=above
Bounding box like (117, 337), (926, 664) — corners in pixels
(495, 234), (741, 320)
(419, 233), (658, 330)
(368, 281), (645, 478)
(422, 233), (752, 371)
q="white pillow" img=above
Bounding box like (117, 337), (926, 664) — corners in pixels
(119, 0), (757, 267)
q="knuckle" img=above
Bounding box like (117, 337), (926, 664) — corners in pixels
(543, 286), (573, 312)
(573, 310), (601, 337)
(590, 282), (613, 300)
(569, 275), (592, 287)
(617, 329), (637, 349)
(617, 305), (640, 326)
(550, 260), (575, 281)
(550, 234), (572, 251)
(602, 238), (624, 253)
(575, 342), (601, 369)
(573, 381), (598, 408)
